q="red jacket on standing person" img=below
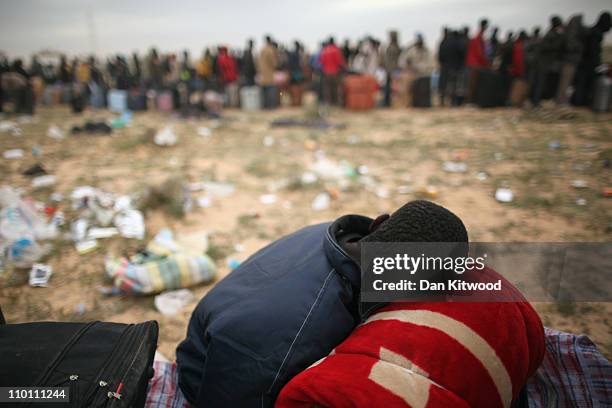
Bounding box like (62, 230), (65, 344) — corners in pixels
(509, 39), (525, 77)
(465, 31), (489, 68)
(319, 44), (346, 75)
(217, 47), (238, 84)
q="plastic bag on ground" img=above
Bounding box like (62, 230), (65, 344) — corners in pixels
(154, 289), (195, 315)
(154, 126), (178, 146)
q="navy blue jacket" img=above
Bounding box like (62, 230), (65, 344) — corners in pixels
(176, 215), (372, 407)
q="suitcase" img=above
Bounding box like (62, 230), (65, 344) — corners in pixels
(156, 91), (174, 112)
(0, 320), (158, 408)
(509, 78), (529, 107)
(89, 83), (105, 109)
(108, 89), (128, 113)
(592, 75), (611, 113)
(225, 82), (240, 108)
(344, 75), (378, 110)
(475, 69), (505, 108)
(411, 76), (432, 108)
(128, 89), (147, 111)
(240, 86), (262, 111)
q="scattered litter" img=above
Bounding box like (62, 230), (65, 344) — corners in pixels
(197, 127), (212, 138)
(270, 117), (345, 130)
(451, 149), (469, 161)
(76, 239), (98, 254)
(476, 171), (488, 181)
(32, 146), (42, 157)
(154, 289), (196, 316)
(0, 187), (56, 268)
(0, 121), (18, 133)
(396, 185), (412, 194)
(259, 194), (277, 204)
(495, 188), (514, 203)
(570, 180), (588, 189)
(22, 163), (47, 177)
(47, 125), (65, 140)
(105, 229), (216, 294)
(442, 161), (468, 173)
(29, 263), (53, 287)
(3, 149), (24, 159)
(234, 243), (245, 253)
(196, 195), (212, 208)
(576, 198), (587, 206)
(87, 227), (119, 239)
(301, 172), (318, 184)
(312, 192), (331, 211)
(227, 258), (241, 270)
(602, 187), (612, 198)
(154, 126), (178, 146)
(494, 152), (504, 161)
(347, 134), (361, 144)
(415, 186), (439, 199)
(71, 121), (112, 135)
(114, 209), (145, 239)
(263, 135), (275, 147)
(31, 175), (56, 189)
(548, 140), (561, 150)
(74, 303), (86, 315)
(190, 181), (235, 198)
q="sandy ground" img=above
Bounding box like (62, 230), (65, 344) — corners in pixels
(0, 103), (611, 359)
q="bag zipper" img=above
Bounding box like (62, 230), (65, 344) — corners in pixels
(88, 323), (149, 407)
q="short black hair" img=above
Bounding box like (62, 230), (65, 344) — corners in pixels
(362, 200), (468, 243)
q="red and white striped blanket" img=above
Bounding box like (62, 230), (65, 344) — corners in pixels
(276, 270), (545, 408)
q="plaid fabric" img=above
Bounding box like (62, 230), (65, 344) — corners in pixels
(145, 360), (191, 408)
(527, 328), (612, 408)
(145, 329), (611, 408)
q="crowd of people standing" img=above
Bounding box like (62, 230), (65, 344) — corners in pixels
(0, 11), (610, 114)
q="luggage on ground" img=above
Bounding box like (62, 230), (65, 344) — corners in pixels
(0, 320), (158, 408)
(344, 75), (378, 110)
(240, 86), (262, 111)
(225, 82), (240, 108)
(411, 76), (432, 107)
(108, 89), (128, 113)
(510, 78), (529, 107)
(156, 91), (174, 112)
(89, 83), (105, 109)
(128, 89), (147, 111)
(475, 69), (506, 108)
(592, 74), (611, 113)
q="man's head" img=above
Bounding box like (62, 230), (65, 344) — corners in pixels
(479, 18), (489, 32)
(551, 15), (563, 29)
(362, 200), (468, 244)
(328, 36), (335, 46)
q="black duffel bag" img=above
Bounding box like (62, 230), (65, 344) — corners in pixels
(0, 313), (158, 408)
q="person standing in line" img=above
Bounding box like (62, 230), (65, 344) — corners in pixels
(382, 30), (401, 107)
(241, 39), (257, 87)
(319, 36), (346, 106)
(258, 35), (279, 109)
(531, 15), (564, 107)
(465, 19), (490, 103)
(437, 27), (452, 106)
(572, 11), (611, 106)
(287, 41), (305, 106)
(556, 15), (584, 105)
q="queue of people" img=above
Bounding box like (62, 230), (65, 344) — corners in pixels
(0, 11), (610, 115)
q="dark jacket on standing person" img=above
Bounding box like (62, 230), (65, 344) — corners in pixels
(579, 12), (611, 71)
(561, 16), (584, 65)
(538, 25), (565, 71)
(176, 215), (371, 407)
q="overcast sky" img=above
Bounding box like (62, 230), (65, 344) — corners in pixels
(1, 0), (610, 59)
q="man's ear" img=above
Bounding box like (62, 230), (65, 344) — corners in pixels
(369, 214), (390, 234)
